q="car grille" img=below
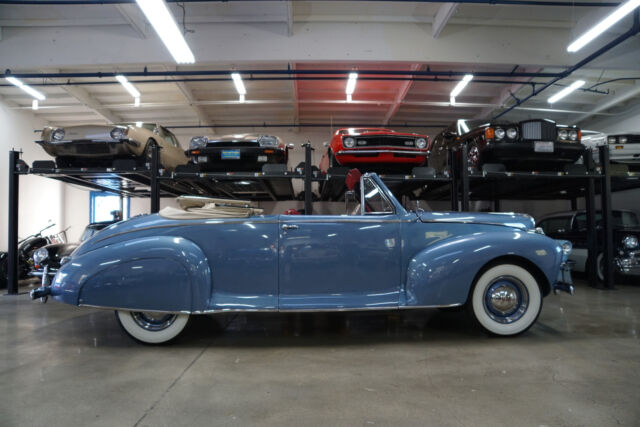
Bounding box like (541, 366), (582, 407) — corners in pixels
(206, 141), (259, 148)
(354, 136), (416, 147)
(521, 120), (557, 141)
(620, 135), (640, 144)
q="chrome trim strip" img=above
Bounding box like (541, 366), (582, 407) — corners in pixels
(420, 219), (528, 229)
(336, 149), (428, 155)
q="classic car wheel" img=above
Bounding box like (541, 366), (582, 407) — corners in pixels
(470, 264), (542, 336)
(467, 143), (480, 172)
(596, 252), (605, 282)
(116, 310), (189, 344)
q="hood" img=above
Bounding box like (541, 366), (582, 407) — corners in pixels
(418, 211), (535, 230)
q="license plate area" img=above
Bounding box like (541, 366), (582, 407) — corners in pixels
(534, 141), (554, 153)
(221, 149), (241, 160)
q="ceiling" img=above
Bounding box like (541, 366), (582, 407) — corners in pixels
(1, 0), (639, 138)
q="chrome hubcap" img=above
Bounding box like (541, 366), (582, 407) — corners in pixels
(484, 276), (529, 324)
(131, 312), (177, 331)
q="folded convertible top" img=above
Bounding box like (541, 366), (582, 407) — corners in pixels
(159, 196), (264, 219)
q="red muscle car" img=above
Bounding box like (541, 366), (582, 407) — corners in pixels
(319, 128), (430, 173)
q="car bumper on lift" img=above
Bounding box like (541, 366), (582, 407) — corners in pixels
(335, 148), (428, 165)
(482, 141), (584, 167)
(617, 250), (640, 276)
(609, 144), (640, 164)
(553, 261), (575, 295)
(188, 147), (287, 171)
(36, 139), (139, 158)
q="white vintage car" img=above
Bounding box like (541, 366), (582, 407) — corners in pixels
(580, 130), (640, 168)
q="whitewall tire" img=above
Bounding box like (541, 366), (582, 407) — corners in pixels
(116, 310), (190, 344)
(470, 264), (542, 336)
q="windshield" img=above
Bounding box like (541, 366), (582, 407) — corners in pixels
(362, 177), (394, 214)
(575, 211), (640, 230)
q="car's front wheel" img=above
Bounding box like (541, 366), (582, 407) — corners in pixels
(115, 310), (190, 344)
(469, 263), (542, 336)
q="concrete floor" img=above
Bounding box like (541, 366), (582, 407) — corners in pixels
(1, 278), (639, 427)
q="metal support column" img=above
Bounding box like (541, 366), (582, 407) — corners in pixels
(460, 144), (470, 211)
(599, 145), (615, 289)
(150, 142), (160, 214)
(585, 177), (598, 287)
(449, 148), (458, 211)
(6, 151), (20, 295)
(570, 198), (578, 211)
(303, 143), (313, 215)
(493, 199), (501, 212)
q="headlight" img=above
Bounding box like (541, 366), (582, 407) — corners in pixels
(569, 130), (578, 141)
(343, 137), (356, 148)
(619, 136), (628, 144)
(608, 136), (617, 144)
(416, 138), (427, 149)
(189, 136), (208, 150)
(33, 247), (49, 266)
(258, 135), (279, 147)
(558, 129), (568, 140)
(110, 127), (127, 140)
(495, 128), (505, 140)
(51, 128), (65, 141)
(623, 235), (639, 249)
(561, 241), (572, 255)
(506, 128), (518, 139)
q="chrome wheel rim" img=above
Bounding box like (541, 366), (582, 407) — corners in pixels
(468, 145), (479, 168)
(131, 312), (178, 331)
(483, 276), (529, 324)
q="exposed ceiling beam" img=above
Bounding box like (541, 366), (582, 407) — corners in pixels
(291, 63), (300, 130)
(46, 77), (122, 124)
(432, 3), (458, 39)
(474, 67), (542, 120)
(574, 82), (640, 124)
(114, 4), (148, 39)
(382, 64), (421, 125)
(285, 1), (294, 36)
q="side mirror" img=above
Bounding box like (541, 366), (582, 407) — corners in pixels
(287, 143), (295, 149)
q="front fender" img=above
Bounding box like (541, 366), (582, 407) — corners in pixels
(51, 236), (211, 312)
(405, 230), (562, 307)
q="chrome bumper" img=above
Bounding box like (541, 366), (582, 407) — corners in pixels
(617, 252), (640, 276)
(554, 261), (575, 295)
(336, 149), (428, 156)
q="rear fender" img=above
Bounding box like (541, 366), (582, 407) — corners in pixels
(51, 236), (211, 312)
(405, 230), (561, 307)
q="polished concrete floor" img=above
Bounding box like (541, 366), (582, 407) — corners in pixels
(1, 278), (639, 427)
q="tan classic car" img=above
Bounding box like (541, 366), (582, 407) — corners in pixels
(37, 122), (188, 171)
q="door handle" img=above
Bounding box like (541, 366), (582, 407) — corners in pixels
(282, 224), (299, 231)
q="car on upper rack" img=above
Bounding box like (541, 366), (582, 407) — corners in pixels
(31, 172), (574, 344)
(605, 133), (640, 170)
(318, 128), (430, 174)
(428, 119), (586, 174)
(537, 209), (640, 282)
(37, 122), (189, 171)
(187, 134), (292, 172)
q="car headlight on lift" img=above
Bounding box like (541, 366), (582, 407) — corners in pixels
(110, 127), (128, 140)
(607, 136), (617, 144)
(569, 130), (578, 141)
(343, 137), (356, 148)
(495, 128), (505, 140)
(558, 129), (569, 140)
(416, 138), (427, 149)
(189, 136), (208, 150)
(619, 136), (628, 144)
(33, 247), (49, 267)
(51, 128), (65, 141)
(506, 128), (518, 139)
(623, 235), (639, 249)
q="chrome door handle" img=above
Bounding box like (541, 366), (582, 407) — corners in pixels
(282, 224), (299, 231)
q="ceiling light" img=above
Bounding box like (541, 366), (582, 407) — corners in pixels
(5, 77), (46, 101)
(136, 121), (143, 127)
(135, 0), (195, 64)
(548, 80), (585, 104)
(567, 0), (640, 52)
(450, 96), (456, 106)
(239, 94), (245, 103)
(345, 73), (358, 95)
(32, 99), (39, 110)
(115, 75), (141, 99)
(134, 97), (140, 107)
(450, 74), (474, 98)
(231, 73), (246, 96)
(346, 94), (352, 102)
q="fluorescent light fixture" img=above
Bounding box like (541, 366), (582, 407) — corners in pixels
(115, 75), (141, 99)
(345, 73), (358, 95)
(450, 74), (474, 98)
(32, 99), (39, 110)
(548, 80), (585, 104)
(567, 0), (640, 52)
(135, 0), (195, 64)
(135, 121), (143, 127)
(346, 94), (353, 102)
(239, 94), (245, 103)
(134, 96), (140, 107)
(450, 96), (456, 106)
(231, 73), (246, 96)
(5, 77), (46, 101)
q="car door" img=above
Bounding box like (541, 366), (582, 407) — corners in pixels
(278, 176), (402, 310)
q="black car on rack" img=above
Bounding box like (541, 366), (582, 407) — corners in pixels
(187, 134), (292, 172)
(428, 119), (585, 173)
(537, 210), (640, 282)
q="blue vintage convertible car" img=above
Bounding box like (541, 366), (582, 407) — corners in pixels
(31, 173), (573, 343)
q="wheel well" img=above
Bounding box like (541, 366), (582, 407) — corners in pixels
(466, 255), (551, 303)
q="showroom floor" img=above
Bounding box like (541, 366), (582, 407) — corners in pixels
(1, 278), (639, 427)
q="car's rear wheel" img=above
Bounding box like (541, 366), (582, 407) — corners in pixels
(469, 263), (542, 336)
(115, 310), (190, 344)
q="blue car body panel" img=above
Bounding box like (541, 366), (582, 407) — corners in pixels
(50, 174), (569, 313)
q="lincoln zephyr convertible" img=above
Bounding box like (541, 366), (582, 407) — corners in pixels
(31, 173), (573, 344)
